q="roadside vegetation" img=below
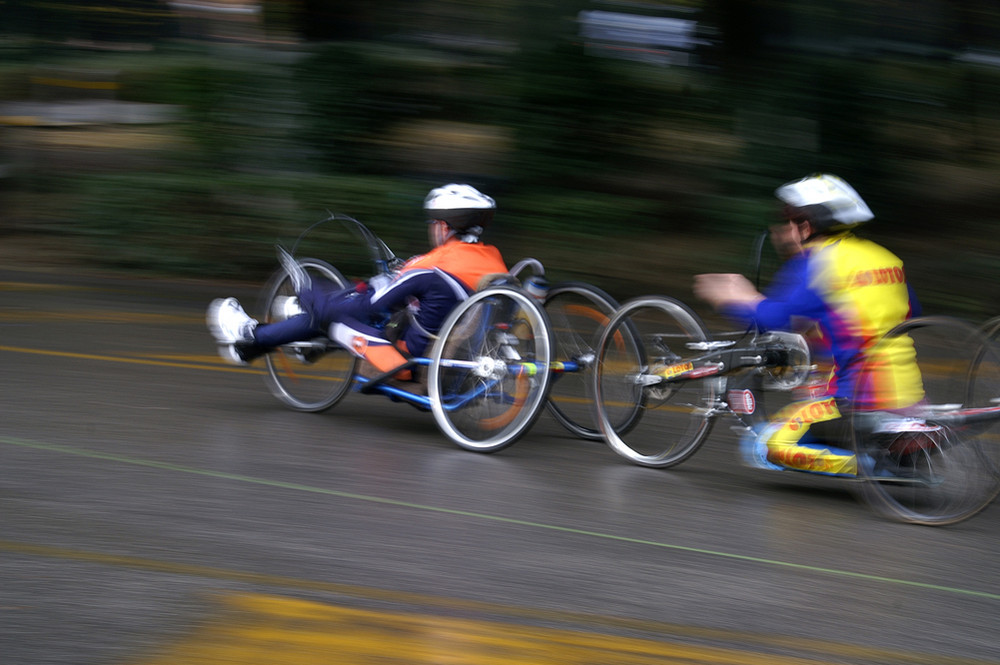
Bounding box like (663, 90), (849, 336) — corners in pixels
(1, 1), (999, 318)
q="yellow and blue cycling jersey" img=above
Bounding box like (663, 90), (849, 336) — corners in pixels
(726, 231), (923, 408)
(727, 231), (925, 474)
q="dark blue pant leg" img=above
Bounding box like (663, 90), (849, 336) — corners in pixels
(252, 281), (366, 349)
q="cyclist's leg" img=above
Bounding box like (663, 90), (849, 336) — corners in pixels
(252, 279), (353, 348)
(314, 285), (415, 377)
(328, 319), (411, 376)
(758, 397), (858, 475)
(255, 280), (410, 376)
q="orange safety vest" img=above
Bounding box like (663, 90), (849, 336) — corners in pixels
(401, 239), (507, 291)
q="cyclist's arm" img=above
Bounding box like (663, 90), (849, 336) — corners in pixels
(906, 282), (922, 318)
(693, 273), (764, 311)
(722, 255), (824, 330)
(746, 283), (826, 330)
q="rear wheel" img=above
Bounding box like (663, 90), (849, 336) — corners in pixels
(851, 317), (1000, 525)
(542, 282), (631, 440)
(260, 258), (357, 412)
(970, 315), (1000, 415)
(594, 296), (717, 468)
(429, 286), (553, 453)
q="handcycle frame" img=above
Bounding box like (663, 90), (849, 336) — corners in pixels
(593, 236), (1000, 525)
(258, 213), (621, 453)
(594, 295), (813, 468)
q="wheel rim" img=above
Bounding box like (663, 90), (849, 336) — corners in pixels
(852, 317), (1000, 524)
(261, 259), (357, 412)
(429, 288), (552, 452)
(595, 296), (716, 468)
(543, 283), (622, 440)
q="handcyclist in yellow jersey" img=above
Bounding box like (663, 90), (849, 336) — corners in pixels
(694, 173), (924, 475)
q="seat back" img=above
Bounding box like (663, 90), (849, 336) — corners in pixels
(476, 273), (520, 291)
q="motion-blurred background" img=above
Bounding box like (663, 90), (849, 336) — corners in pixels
(1, 0), (998, 319)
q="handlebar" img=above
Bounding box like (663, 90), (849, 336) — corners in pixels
(290, 212), (402, 278)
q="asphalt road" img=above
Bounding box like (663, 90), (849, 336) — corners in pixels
(2, 268), (998, 665)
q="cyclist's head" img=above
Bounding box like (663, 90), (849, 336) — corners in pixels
(424, 184), (495, 246)
(775, 173), (873, 238)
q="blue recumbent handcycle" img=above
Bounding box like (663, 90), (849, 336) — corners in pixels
(256, 213), (624, 453)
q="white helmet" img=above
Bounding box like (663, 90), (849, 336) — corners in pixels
(775, 173), (873, 231)
(424, 184), (496, 233)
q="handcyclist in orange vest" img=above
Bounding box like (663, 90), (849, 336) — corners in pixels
(207, 184), (508, 384)
(694, 173), (923, 475)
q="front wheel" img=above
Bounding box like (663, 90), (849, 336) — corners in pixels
(259, 258), (358, 412)
(428, 286), (553, 453)
(594, 296), (717, 468)
(851, 317), (1000, 525)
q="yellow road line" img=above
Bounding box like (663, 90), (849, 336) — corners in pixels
(0, 344), (355, 384)
(0, 344), (253, 374)
(129, 593), (835, 665)
(33, 129), (179, 150)
(30, 76), (119, 90)
(0, 116), (41, 126)
(3, 540), (987, 665)
(0, 342), (563, 397)
(0, 310), (198, 323)
(0, 281), (94, 291)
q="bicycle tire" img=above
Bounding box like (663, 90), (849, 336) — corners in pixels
(851, 316), (1000, 525)
(977, 315), (1000, 342)
(594, 295), (717, 468)
(542, 282), (639, 440)
(428, 286), (553, 453)
(259, 258), (358, 412)
(970, 315), (1000, 413)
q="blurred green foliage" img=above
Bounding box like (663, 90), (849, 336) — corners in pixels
(2, 0), (999, 316)
(69, 171), (432, 280)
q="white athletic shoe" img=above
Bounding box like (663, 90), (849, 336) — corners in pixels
(207, 298), (258, 365)
(207, 297), (257, 343)
(738, 427), (785, 471)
